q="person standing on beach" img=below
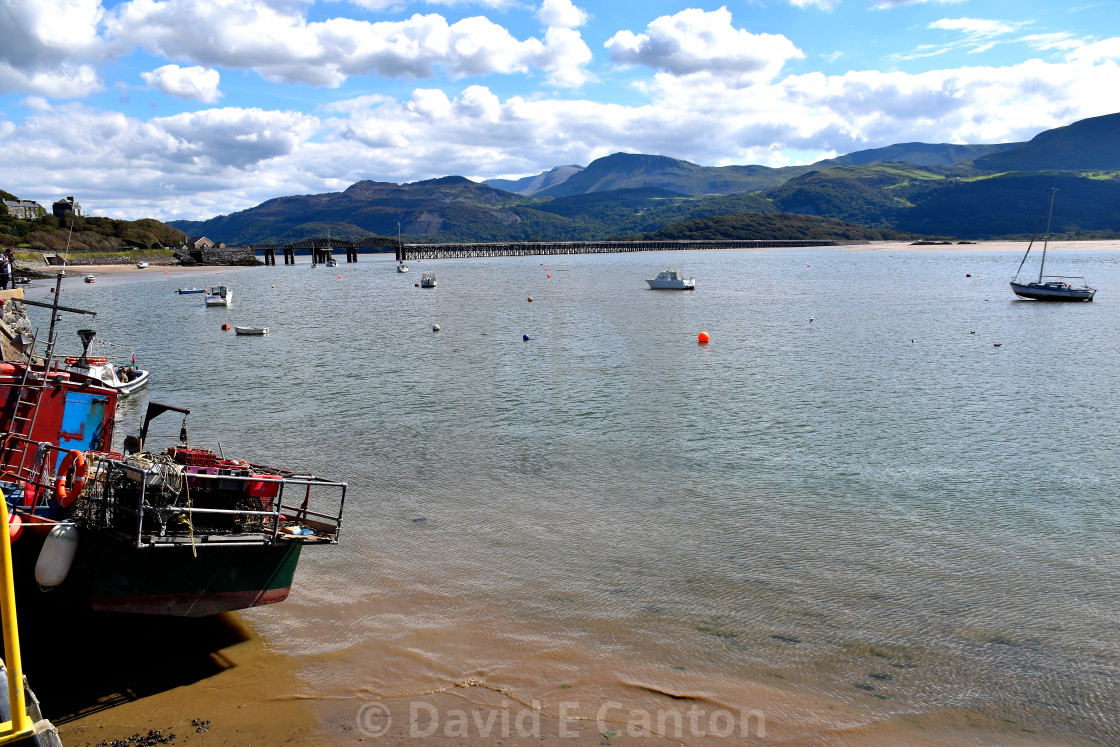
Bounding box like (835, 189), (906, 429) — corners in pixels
(0, 251), (10, 292)
(3, 250), (14, 289)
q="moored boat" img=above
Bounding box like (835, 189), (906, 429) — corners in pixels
(420, 272), (436, 288)
(84, 275), (95, 284)
(646, 268), (696, 290)
(234, 326), (269, 335)
(177, 287), (205, 294)
(0, 277), (346, 617)
(205, 284), (232, 306)
(135, 261), (148, 269)
(1010, 189), (1096, 302)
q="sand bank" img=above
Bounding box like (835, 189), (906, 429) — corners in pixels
(845, 238), (1120, 252)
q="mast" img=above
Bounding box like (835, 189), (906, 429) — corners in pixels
(1038, 188), (1056, 283)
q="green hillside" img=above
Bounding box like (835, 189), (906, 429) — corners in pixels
(156, 111), (1120, 244)
(534, 152), (811, 198)
(1, 202), (186, 253)
(637, 211), (921, 241)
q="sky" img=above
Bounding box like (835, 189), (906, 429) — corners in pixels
(2, 0), (1120, 222)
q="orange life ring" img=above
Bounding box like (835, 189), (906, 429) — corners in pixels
(54, 450), (87, 507)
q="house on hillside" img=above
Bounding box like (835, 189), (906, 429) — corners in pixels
(2, 199), (43, 220)
(52, 196), (83, 219)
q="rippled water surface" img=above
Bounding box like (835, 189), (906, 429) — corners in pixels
(33, 246), (1120, 742)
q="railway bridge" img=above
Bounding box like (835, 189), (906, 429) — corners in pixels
(252, 238), (835, 265)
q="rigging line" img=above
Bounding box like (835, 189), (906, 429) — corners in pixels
(1013, 193), (1053, 279)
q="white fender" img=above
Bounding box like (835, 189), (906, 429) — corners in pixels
(34, 522), (79, 588)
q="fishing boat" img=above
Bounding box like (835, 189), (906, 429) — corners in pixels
(420, 272), (436, 288)
(646, 268), (696, 290)
(177, 287), (205, 294)
(135, 262), (148, 269)
(62, 331), (150, 396)
(1010, 189), (1096, 301)
(205, 285), (232, 306)
(0, 276), (346, 617)
(234, 326), (269, 336)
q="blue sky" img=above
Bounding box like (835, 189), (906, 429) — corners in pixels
(2, 0), (1119, 221)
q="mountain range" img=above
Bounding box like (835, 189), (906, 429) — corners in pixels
(168, 112), (1120, 245)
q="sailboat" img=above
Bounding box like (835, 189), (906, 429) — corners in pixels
(396, 222), (408, 273)
(1010, 189), (1096, 301)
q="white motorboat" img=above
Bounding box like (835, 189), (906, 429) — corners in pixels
(84, 275), (95, 283)
(205, 285), (232, 306)
(325, 258), (338, 268)
(234, 326), (269, 335)
(646, 268), (696, 290)
(136, 261), (149, 269)
(420, 272), (436, 288)
(63, 355), (150, 396)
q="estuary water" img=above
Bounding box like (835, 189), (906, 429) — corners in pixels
(31, 244), (1120, 744)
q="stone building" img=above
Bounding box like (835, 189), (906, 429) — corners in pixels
(52, 196), (83, 219)
(1, 199), (43, 220)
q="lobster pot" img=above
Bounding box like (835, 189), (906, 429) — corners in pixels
(34, 522), (79, 588)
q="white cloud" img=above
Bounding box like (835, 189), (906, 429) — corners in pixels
(786, 0), (840, 10)
(1068, 37), (1120, 64)
(99, 0), (587, 89)
(605, 7), (803, 85)
(929, 18), (1023, 39)
(0, 0), (111, 97)
(141, 65), (223, 103)
(537, 0), (588, 29)
(872, 0), (966, 9)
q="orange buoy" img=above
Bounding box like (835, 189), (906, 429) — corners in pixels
(221, 323), (231, 331)
(698, 331), (710, 344)
(528, 296), (533, 302)
(546, 274), (551, 278)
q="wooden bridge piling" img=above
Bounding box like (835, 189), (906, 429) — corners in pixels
(248, 238), (836, 264)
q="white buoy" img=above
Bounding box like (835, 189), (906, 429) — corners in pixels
(35, 522), (79, 588)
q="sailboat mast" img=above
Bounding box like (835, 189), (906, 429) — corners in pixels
(1038, 188), (1056, 283)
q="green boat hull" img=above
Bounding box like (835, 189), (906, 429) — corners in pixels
(86, 537), (304, 616)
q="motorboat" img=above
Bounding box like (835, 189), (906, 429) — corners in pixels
(420, 272), (436, 288)
(1011, 189), (1095, 301)
(234, 326), (269, 335)
(84, 275), (95, 283)
(136, 261), (149, 269)
(646, 268), (696, 290)
(205, 285), (232, 306)
(325, 258), (338, 268)
(177, 287), (205, 294)
(63, 354), (149, 396)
